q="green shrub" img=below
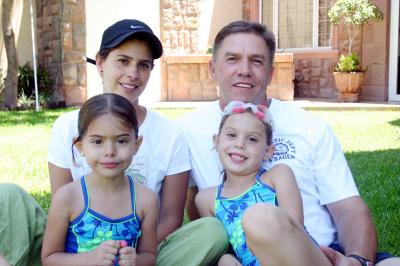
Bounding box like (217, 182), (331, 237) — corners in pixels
(18, 62), (53, 100)
(335, 53), (367, 73)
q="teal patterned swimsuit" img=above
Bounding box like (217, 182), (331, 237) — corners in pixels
(65, 176), (141, 253)
(215, 169), (277, 266)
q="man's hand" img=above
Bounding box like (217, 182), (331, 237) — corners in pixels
(320, 246), (362, 266)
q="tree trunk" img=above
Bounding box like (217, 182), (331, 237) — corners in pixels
(2, 0), (18, 109)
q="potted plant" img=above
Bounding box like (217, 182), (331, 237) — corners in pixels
(328, 0), (383, 101)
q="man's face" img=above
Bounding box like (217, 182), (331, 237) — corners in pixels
(209, 33), (274, 109)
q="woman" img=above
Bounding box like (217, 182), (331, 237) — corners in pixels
(47, 19), (227, 265)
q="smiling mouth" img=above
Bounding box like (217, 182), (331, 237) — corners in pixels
(229, 153), (247, 163)
(120, 83), (140, 91)
(233, 82), (254, 89)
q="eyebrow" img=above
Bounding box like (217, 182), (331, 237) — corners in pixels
(223, 52), (266, 60)
(87, 133), (132, 138)
(116, 54), (153, 63)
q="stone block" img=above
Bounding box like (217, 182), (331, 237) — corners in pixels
(336, 93), (359, 102)
(63, 63), (77, 79)
(62, 32), (72, 50)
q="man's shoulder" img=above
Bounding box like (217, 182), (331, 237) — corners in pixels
(178, 101), (220, 132)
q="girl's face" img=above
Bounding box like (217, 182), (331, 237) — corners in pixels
(214, 112), (274, 178)
(76, 114), (142, 179)
(97, 39), (153, 106)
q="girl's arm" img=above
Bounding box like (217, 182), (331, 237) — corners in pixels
(195, 188), (216, 217)
(157, 171), (189, 243)
(134, 186), (159, 265)
(41, 185), (119, 266)
(267, 164), (304, 224)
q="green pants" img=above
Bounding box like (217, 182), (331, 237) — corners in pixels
(0, 184), (227, 266)
(157, 217), (229, 266)
(0, 184), (46, 266)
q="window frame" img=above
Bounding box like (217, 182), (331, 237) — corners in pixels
(263, 0), (332, 51)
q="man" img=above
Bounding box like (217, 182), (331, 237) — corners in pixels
(179, 20), (399, 265)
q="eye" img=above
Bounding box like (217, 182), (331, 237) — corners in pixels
(118, 58), (129, 65)
(138, 61), (153, 70)
(248, 137), (258, 142)
(253, 58), (265, 65)
(117, 138), (130, 144)
(91, 139), (102, 145)
(226, 56), (237, 63)
(226, 133), (236, 138)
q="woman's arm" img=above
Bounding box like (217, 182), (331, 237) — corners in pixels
(268, 164), (304, 224)
(134, 186), (159, 266)
(157, 171), (189, 243)
(48, 162), (73, 197)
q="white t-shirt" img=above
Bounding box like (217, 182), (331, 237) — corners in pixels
(178, 100), (359, 246)
(48, 108), (191, 196)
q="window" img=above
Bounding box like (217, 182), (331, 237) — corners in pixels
(262, 0), (334, 49)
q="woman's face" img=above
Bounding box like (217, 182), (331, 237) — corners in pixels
(97, 39), (153, 106)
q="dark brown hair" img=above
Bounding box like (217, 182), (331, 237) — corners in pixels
(213, 20), (276, 67)
(72, 93), (139, 159)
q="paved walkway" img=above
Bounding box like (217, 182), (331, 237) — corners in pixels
(150, 98), (400, 111)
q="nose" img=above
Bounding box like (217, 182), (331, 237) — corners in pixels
(126, 64), (139, 79)
(238, 59), (251, 76)
(235, 136), (246, 149)
(104, 141), (116, 157)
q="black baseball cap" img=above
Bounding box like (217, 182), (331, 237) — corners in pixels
(87, 19), (163, 64)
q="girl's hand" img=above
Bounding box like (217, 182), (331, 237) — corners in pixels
(91, 240), (119, 266)
(218, 254), (242, 266)
(118, 246), (137, 266)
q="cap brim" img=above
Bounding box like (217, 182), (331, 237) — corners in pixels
(86, 57), (96, 65)
(102, 31), (163, 59)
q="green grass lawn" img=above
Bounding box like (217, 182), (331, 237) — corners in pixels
(0, 108), (399, 254)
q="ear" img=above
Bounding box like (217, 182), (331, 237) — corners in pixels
(73, 137), (84, 156)
(208, 59), (217, 81)
(212, 134), (219, 151)
(133, 136), (143, 155)
(263, 144), (275, 161)
(95, 54), (104, 76)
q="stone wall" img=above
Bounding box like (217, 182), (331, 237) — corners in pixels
(293, 51), (338, 99)
(36, 0), (86, 106)
(161, 55), (217, 101)
(161, 0), (200, 54)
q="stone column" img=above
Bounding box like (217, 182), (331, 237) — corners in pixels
(36, 0), (86, 106)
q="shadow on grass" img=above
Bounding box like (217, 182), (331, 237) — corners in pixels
(345, 148), (400, 254)
(0, 108), (75, 126)
(30, 190), (51, 213)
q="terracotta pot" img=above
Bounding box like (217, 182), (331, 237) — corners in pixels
(333, 72), (365, 94)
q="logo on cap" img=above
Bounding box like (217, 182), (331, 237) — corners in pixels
(130, 25), (144, 29)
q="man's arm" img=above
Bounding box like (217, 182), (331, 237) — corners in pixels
(327, 196), (377, 262)
(185, 186), (200, 221)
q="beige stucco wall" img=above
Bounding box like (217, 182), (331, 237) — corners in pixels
(0, 0), (36, 78)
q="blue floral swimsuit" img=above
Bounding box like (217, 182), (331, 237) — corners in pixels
(215, 169), (277, 266)
(65, 176), (141, 254)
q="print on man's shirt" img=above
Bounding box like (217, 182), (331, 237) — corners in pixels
(125, 157), (148, 185)
(269, 138), (296, 162)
